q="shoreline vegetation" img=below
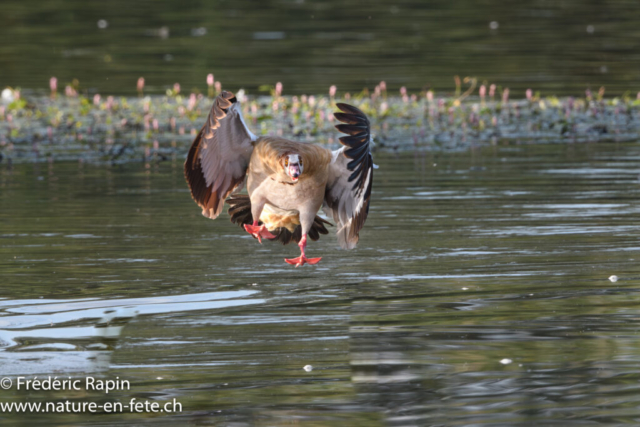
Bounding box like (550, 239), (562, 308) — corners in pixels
(1, 76), (640, 164)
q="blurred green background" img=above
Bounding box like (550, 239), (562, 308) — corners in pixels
(1, 0), (639, 96)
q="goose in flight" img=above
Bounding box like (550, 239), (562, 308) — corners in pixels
(184, 90), (373, 266)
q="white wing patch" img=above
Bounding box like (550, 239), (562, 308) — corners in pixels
(233, 102), (258, 142)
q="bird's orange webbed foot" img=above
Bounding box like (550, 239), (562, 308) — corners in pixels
(284, 255), (322, 267)
(244, 221), (275, 244)
(284, 234), (321, 267)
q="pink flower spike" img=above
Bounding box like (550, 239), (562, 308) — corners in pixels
(526, 89), (532, 100)
(379, 81), (387, 92)
(137, 77), (145, 92)
(329, 85), (337, 97)
(214, 81), (221, 93)
(479, 85), (486, 98)
(65, 85), (77, 97)
(426, 90), (434, 102)
(188, 93), (197, 111)
(207, 73), (214, 86)
(49, 77), (57, 92)
(275, 82), (283, 97)
(400, 86), (407, 96)
(489, 84), (496, 98)
(637, 92), (640, 100)
(502, 88), (509, 103)
(93, 94), (101, 105)
(152, 119), (159, 131)
(173, 83), (180, 95)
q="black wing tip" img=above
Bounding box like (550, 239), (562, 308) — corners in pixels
(334, 104), (369, 134)
(220, 90), (236, 102)
(335, 103), (366, 117)
(327, 104), (374, 248)
(333, 104), (372, 177)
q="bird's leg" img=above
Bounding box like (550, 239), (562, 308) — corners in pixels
(244, 198), (275, 244)
(285, 209), (322, 266)
(285, 234), (322, 267)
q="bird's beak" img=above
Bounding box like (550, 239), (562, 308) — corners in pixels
(288, 164), (301, 181)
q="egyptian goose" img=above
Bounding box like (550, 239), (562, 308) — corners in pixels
(184, 91), (373, 266)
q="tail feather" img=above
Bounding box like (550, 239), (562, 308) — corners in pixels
(226, 195), (332, 245)
(227, 195), (253, 225)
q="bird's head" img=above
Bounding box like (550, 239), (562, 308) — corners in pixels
(282, 153), (303, 182)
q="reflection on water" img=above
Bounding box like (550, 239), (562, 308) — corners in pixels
(0, 305), (135, 376)
(0, 291), (262, 377)
(1, 142), (640, 424)
(2, 0), (640, 95)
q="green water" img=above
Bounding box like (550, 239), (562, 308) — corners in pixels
(1, 142), (640, 424)
(2, 0), (640, 96)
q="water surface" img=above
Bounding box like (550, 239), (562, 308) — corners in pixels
(1, 142), (640, 425)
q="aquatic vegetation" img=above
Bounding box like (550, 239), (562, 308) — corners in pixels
(1, 79), (639, 164)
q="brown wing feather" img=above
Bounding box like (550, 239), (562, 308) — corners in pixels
(184, 91), (255, 219)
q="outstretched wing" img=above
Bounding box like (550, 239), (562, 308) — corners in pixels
(323, 103), (374, 249)
(184, 91), (256, 219)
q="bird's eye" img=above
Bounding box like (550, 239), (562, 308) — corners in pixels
(284, 158), (289, 167)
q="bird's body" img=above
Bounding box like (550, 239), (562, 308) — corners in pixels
(246, 137), (331, 237)
(185, 91), (374, 266)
